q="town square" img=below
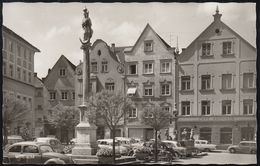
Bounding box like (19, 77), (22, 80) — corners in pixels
(2, 2), (257, 164)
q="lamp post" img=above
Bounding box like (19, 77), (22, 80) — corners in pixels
(174, 39), (180, 141)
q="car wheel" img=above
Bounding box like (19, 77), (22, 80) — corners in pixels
(229, 148), (236, 153)
(250, 150), (256, 154)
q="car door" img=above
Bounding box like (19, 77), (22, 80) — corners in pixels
(7, 145), (22, 164)
(22, 145), (42, 164)
(50, 139), (58, 152)
(238, 142), (250, 153)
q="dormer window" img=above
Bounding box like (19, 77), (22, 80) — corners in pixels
(59, 68), (66, 76)
(144, 40), (153, 52)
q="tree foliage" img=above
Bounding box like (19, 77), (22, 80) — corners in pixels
(141, 102), (173, 162)
(86, 90), (133, 163)
(2, 94), (29, 145)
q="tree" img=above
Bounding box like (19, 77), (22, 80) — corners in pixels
(86, 90), (133, 163)
(141, 102), (173, 163)
(2, 94), (29, 146)
(47, 103), (80, 144)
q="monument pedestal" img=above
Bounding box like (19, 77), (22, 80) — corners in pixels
(72, 122), (98, 155)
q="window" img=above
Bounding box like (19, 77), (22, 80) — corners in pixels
(17, 58), (21, 66)
(162, 107), (170, 112)
(222, 74), (232, 89)
(24, 49), (27, 59)
(61, 92), (68, 100)
(17, 67), (21, 80)
(128, 64), (137, 75)
(49, 92), (56, 100)
(36, 90), (42, 97)
(91, 62), (98, 73)
(201, 101), (210, 115)
(181, 101), (190, 115)
(29, 52), (32, 62)
(201, 75), (211, 90)
(199, 128), (212, 142)
(3, 50), (7, 59)
(9, 53), (14, 62)
(9, 145), (21, 152)
(23, 60), (27, 68)
(181, 76), (191, 90)
(220, 127), (232, 144)
(222, 100), (231, 115)
(17, 45), (21, 57)
(59, 68), (66, 76)
(28, 72), (31, 83)
(144, 40), (153, 52)
(37, 105), (42, 110)
(72, 92), (75, 100)
(144, 85), (153, 96)
(243, 73), (254, 89)
(143, 63), (153, 74)
(23, 145), (39, 153)
(129, 108), (137, 118)
(9, 64), (13, 77)
(243, 99), (253, 115)
(144, 110), (154, 118)
(17, 95), (21, 99)
(161, 84), (171, 96)
(23, 70), (27, 82)
(28, 63), (32, 70)
(9, 41), (14, 53)
(223, 41), (232, 55)
(105, 83), (115, 91)
(202, 43), (211, 56)
(161, 61), (171, 73)
(3, 62), (6, 75)
(101, 61), (108, 73)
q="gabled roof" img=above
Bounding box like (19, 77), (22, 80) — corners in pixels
(43, 55), (76, 84)
(2, 25), (40, 52)
(125, 23), (172, 53)
(182, 15), (256, 56)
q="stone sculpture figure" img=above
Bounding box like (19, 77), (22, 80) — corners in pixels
(80, 8), (93, 45)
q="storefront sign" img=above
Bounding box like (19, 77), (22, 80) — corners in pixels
(179, 116), (255, 122)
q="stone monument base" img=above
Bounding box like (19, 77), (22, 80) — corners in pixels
(71, 121), (97, 155)
(72, 143), (97, 155)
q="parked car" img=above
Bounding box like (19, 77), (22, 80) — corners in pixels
(97, 139), (128, 156)
(3, 141), (74, 164)
(227, 141), (256, 154)
(194, 140), (217, 152)
(34, 137), (64, 153)
(179, 140), (198, 156)
(162, 140), (187, 157)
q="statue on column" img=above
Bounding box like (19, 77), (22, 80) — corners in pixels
(80, 7), (93, 45)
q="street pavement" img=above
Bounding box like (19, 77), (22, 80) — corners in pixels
(143, 151), (257, 165)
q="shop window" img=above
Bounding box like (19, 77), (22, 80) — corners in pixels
(220, 127), (232, 144)
(241, 127), (254, 141)
(199, 127), (212, 142)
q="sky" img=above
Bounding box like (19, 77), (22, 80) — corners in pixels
(3, 2), (256, 79)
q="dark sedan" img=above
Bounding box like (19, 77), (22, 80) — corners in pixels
(3, 141), (74, 164)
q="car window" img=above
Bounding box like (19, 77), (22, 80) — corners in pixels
(23, 145), (39, 153)
(201, 142), (206, 144)
(240, 143), (249, 146)
(195, 141), (199, 144)
(50, 140), (56, 146)
(250, 143), (256, 146)
(176, 142), (182, 147)
(40, 145), (54, 153)
(9, 145), (21, 153)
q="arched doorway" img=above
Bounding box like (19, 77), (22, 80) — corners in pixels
(241, 127), (254, 141)
(199, 127), (212, 142)
(220, 127), (232, 144)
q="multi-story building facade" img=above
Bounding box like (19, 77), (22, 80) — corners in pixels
(42, 55), (76, 142)
(123, 24), (176, 141)
(2, 25), (40, 137)
(177, 9), (257, 145)
(75, 39), (125, 139)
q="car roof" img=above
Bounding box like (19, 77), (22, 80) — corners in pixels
(97, 139), (118, 142)
(11, 141), (49, 146)
(240, 141), (256, 143)
(162, 140), (178, 143)
(36, 137), (57, 141)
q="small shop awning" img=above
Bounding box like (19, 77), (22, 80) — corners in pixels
(127, 87), (137, 95)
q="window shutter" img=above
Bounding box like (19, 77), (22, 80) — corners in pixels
(232, 40), (235, 54)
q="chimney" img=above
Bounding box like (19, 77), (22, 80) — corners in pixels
(34, 72), (37, 77)
(48, 68), (51, 74)
(111, 43), (115, 53)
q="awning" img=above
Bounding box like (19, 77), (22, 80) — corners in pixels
(127, 87), (137, 95)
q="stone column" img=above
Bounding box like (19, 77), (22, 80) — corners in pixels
(72, 7), (97, 155)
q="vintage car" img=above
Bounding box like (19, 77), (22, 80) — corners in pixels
(227, 141), (256, 154)
(97, 139), (128, 156)
(161, 140), (187, 157)
(194, 140), (217, 152)
(3, 135), (24, 151)
(3, 141), (74, 164)
(34, 137), (64, 153)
